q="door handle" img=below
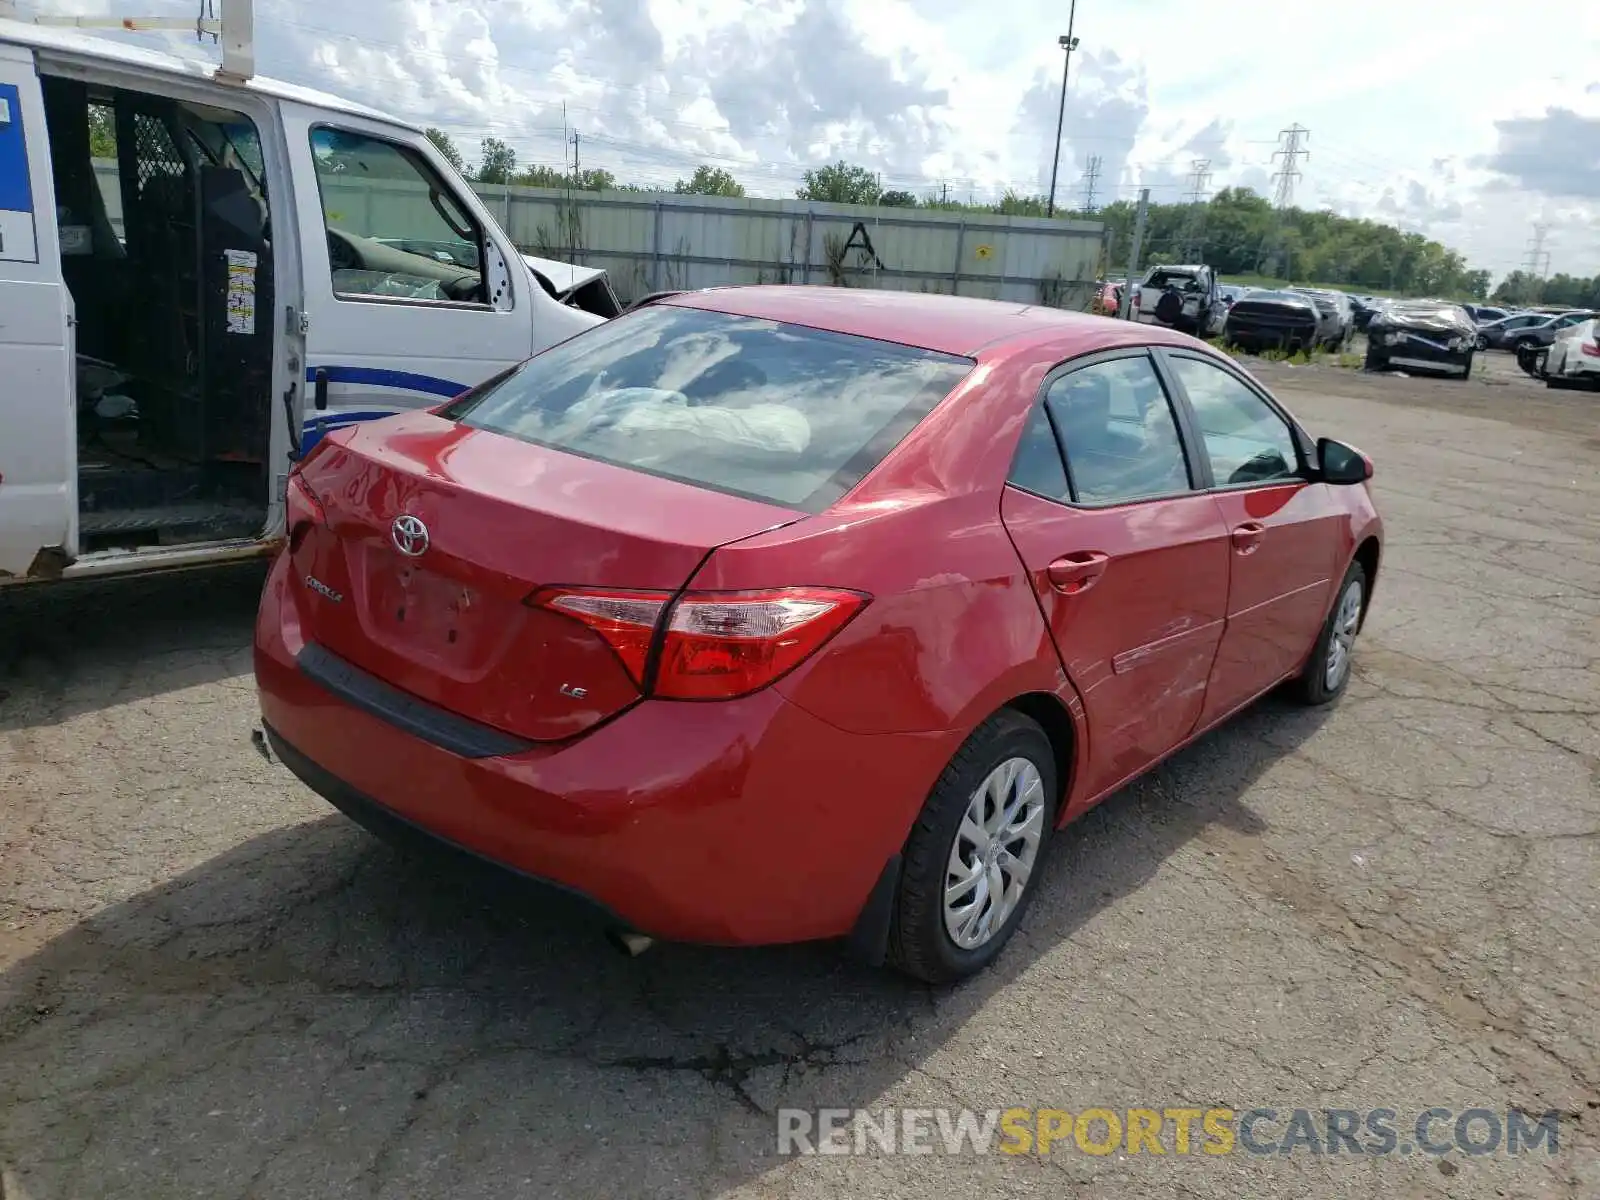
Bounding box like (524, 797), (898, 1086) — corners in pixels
(313, 367), (329, 412)
(1047, 551), (1110, 595)
(1231, 522), (1266, 554)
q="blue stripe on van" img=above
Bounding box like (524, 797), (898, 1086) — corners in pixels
(305, 365), (468, 398)
(301, 409), (407, 454)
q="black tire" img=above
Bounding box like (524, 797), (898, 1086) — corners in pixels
(1364, 348), (1386, 372)
(1456, 351), (1474, 381)
(1292, 561), (1367, 706)
(889, 711), (1057, 983)
(1474, 333), (1489, 351)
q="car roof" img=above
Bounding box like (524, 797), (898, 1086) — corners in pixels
(663, 285), (1207, 359)
(0, 18), (407, 128)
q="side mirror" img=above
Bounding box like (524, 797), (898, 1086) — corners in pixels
(1318, 437), (1372, 484)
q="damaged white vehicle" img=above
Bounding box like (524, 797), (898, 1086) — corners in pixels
(1524, 317), (1600, 389)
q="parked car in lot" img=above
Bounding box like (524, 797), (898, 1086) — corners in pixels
(1476, 311), (1553, 351)
(1287, 288), (1354, 349)
(1364, 301), (1477, 378)
(1223, 290), (1323, 351)
(1501, 309), (1599, 353)
(1463, 304), (1509, 325)
(255, 288), (1384, 982)
(1131, 264), (1220, 336)
(1520, 316), (1600, 388)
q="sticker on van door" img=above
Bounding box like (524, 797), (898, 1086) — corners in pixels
(0, 84), (39, 264)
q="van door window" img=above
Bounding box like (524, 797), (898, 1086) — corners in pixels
(307, 128), (511, 310)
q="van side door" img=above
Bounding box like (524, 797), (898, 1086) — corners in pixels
(280, 104), (536, 450)
(0, 43), (75, 579)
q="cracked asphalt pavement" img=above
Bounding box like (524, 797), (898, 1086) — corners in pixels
(1, 365), (1597, 1198)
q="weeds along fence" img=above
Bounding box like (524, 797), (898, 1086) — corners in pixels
(90, 162), (1105, 310)
(467, 186), (1108, 309)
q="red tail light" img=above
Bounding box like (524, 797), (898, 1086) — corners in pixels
(534, 588), (670, 685)
(1580, 340), (1600, 358)
(530, 585), (868, 700)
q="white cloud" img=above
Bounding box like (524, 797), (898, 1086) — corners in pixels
(17, 0), (1600, 278)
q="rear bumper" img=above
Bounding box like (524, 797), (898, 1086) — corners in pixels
(253, 552), (954, 946)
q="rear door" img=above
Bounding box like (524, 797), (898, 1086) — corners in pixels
(0, 44), (75, 578)
(1157, 349), (1346, 726)
(1000, 349), (1231, 803)
(280, 104), (540, 450)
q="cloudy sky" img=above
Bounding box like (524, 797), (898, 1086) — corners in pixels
(17, 0), (1600, 279)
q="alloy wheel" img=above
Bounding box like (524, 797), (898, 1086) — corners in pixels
(943, 757), (1046, 950)
(1324, 578), (1364, 690)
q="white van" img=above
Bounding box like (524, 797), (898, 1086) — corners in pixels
(0, 17), (607, 587)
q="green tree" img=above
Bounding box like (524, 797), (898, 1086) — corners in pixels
(674, 165), (745, 197)
(424, 127), (464, 174)
(517, 164), (568, 188)
(476, 137), (517, 185)
(797, 161), (880, 205)
(878, 189), (917, 208)
(997, 190), (1048, 217)
(88, 104), (116, 159)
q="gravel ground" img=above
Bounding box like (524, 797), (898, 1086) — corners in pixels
(1, 358), (1596, 1199)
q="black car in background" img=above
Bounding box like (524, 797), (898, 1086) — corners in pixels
(1365, 301), (1477, 379)
(1222, 290), (1322, 352)
(1501, 310), (1599, 352)
(1462, 304), (1509, 325)
(1475, 311), (1552, 350)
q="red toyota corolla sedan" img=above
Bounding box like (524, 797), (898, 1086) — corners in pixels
(255, 287), (1382, 982)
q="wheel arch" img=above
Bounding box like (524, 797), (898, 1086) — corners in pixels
(1003, 691), (1080, 825)
(1352, 535), (1381, 631)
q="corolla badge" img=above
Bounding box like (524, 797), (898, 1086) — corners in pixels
(303, 575), (343, 603)
(391, 514), (429, 557)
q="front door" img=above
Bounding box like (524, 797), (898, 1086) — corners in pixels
(1157, 350), (1346, 726)
(281, 105), (533, 450)
(0, 46), (75, 578)
(1001, 350), (1232, 806)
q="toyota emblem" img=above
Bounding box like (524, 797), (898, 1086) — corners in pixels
(390, 514), (430, 557)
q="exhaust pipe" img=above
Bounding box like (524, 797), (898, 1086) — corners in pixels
(605, 928), (654, 957)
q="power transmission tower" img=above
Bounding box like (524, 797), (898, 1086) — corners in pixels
(1523, 222), (1551, 278)
(1270, 124), (1310, 209)
(1078, 155), (1102, 214)
(1264, 125), (1309, 278)
(1182, 158), (1212, 261)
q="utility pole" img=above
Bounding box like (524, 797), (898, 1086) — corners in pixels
(1044, 2), (1081, 219)
(569, 130), (582, 181)
(1182, 158), (1212, 261)
(1117, 188), (1150, 320)
(1078, 155), (1102, 214)
(1270, 124), (1310, 209)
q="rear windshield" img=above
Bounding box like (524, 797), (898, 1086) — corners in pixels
(441, 304), (974, 511)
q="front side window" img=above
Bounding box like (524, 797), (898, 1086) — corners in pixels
(308, 128), (490, 305)
(1042, 356), (1191, 505)
(443, 305), (974, 511)
(1168, 357), (1301, 487)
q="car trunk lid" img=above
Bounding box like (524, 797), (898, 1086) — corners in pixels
(290, 411), (803, 744)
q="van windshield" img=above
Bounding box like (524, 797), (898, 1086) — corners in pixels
(443, 305), (974, 511)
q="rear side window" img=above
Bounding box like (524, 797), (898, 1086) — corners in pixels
(443, 305), (973, 511)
